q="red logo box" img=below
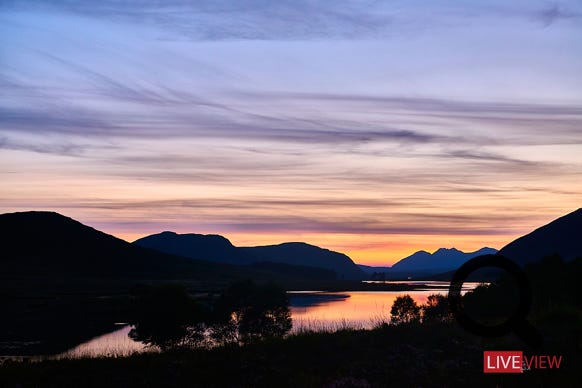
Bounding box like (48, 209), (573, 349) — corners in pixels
(483, 351), (523, 373)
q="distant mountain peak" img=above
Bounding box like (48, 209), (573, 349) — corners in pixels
(434, 247), (460, 254)
(239, 242), (363, 279)
(274, 241), (311, 247)
(264, 241), (330, 251)
(0, 211), (222, 279)
(134, 233), (364, 279)
(145, 231), (234, 243)
(391, 246), (498, 272)
(134, 231), (241, 264)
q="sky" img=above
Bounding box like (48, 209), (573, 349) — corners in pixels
(1, 0), (581, 265)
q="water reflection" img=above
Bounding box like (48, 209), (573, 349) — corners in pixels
(56, 325), (153, 359)
(289, 293), (350, 308)
(8, 282), (482, 359)
(0, 326), (152, 364)
(289, 282), (482, 332)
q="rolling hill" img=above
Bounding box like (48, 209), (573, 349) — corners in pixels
(499, 208), (582, 265)
(241, 242), (365, 280)
(0, 211), (336, 284)
(134, 231), (250, 265)
(0, 211), (226, 280)
(135, 233), (365, 280)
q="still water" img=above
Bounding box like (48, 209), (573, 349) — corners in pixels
(291, 291), (433, 331)
(289, 281), (481, 331)
(13, 282), (481, 359)
(57, 325), (149, 359)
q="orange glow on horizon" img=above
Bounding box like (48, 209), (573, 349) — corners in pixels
(115, 230), (513, 266)
(2, 2), (582, 274)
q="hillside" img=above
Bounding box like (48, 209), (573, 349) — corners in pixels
(241, 242), (364, 280)
(134, 231), (250, 265)
(499, 208), (582, 265)
(135, 233), (365, 280)
(0, 211), (228, 280)
(0, 211), (342, 287)
(0, 211), (339, 355)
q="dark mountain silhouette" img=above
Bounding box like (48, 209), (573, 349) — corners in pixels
(0, 212), (339, 357)
(499, 208), (582, 265)
(135, 233), (364, 280)
(426, 266), (503, 282)
(429, 209), (582, 280)
(241, 242), (365, 280)
(248, 261), (336, 281)
(0, 211), (338, 284)
(390, 247), (498, 272)
(0, 211), (229, 279)
(358, 265), (392, 274)
(134, 231), (250, 265)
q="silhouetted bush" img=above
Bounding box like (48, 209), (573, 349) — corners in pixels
(422, 294), (452, 324)
(390, 295), (421, 325)
(211, 279), (292, 344)
(128, 284), (205, 350)
(389, 294), (451, 326)
(128, 280), (292, 349)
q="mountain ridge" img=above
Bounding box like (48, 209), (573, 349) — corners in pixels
(0, 211), (218, 279)
(498, 208), (582, 265)
(134, 231), (250, 265)
(240, 242), (364, 280)
(390, 246), (498, 271)
(135, 233), (365, 280)
(0, 211), (337, 283)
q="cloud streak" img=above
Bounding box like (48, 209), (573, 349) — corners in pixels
(1, 0), (582, 264)
(5, 0), (579, 41)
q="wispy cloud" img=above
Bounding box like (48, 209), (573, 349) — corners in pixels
(536, 3), (581, 27)
(5, 0), (579, 41)
(1, 0), (581, 264)
(3, 196), (521, 235)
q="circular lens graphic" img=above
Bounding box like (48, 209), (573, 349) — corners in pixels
(448, 254), (542, 348)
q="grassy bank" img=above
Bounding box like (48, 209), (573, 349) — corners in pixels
(1, 319), (580, 388)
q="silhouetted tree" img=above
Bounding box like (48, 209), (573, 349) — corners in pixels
(462, 281), (520, 326)
(211, 279), (292, 344)
(129, 284), (205, 350)
(390, 295), (421, 325)
(421, 294), (452, 323)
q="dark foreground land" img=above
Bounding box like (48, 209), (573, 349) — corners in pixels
(1, 318), (580, 388)
(0, 277), (442, 356)
(2, 257), (581, 387)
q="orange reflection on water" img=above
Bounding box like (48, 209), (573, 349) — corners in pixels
(57, 325), (151, 359)
(289, 284), (480, 332)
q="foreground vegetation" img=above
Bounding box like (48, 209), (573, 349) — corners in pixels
(1, 257), (580, 387)
(0, 276), (450, 355)
(1, 317), (580, 387)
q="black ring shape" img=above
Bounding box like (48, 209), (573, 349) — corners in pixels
(448, 254), (542, 348)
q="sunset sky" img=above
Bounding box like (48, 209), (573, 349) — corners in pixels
(1, 1), (581, 265)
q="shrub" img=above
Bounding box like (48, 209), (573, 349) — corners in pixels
(390, 295), (421, 325)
